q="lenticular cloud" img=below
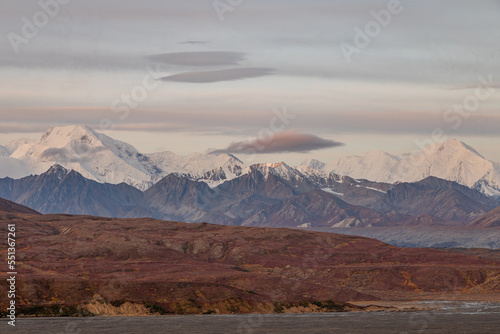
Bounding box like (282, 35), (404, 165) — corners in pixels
(211, 130), (344, 154)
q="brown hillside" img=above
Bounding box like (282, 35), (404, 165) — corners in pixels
(1, 213), (499, 316)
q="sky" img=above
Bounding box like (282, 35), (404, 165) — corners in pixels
(1, 0), (499, 165)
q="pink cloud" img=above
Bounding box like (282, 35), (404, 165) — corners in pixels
(210, 130), (344, 154)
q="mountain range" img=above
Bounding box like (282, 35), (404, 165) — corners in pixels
(2, 125), (500, 199)
(0, 162), (497, 230)
(302, 139), (500, 199)
(0, 125), (245, 190)
(0, 125), (499, 233)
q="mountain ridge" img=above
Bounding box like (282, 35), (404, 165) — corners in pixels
(0, 197), (40, 215)
(1, 125), (500, 199)
(470, 206), (500, 228)
(1, 163), (497, 229)
(3, 125), (246, 190)
(302, 139), (500, 198)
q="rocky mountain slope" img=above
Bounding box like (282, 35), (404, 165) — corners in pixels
(1, 212), (499, 316)
(1, 127), (499, 231)
(1, 125), (500, 200)
(240, 190), (407, 228)
(144, 173), (229, 224)
(470, 206), (500, 228)
(0, 163), (497, 229)
(0, 165), (146, 218)
(382, 177), (498, 224)
(143, 168), (408, 228)
(298, 172), (499, 224)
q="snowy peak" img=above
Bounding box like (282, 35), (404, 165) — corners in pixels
(44, 164), (70, 179)
(46, 163), (68, 173)
(38, 125), (100, 148)
(204, 149), (244, 164)
(321, 138), (500, 197)
(325, 150), (400, 182)
(8, 125), (153, 189)
(11, 125), (107, 162)
(395, 139), (494, 187)
(251, 162), (304, 181)
(1, 127), (499, 199)
(35, 125), (142, 163)
(435, 139), (484, 159)
(145, 150), (247, 185)
(226, 153), (244, 165)
(5, 138), (35, 154)
(1, 125), (249, 191)
(300, 158), (325, 170)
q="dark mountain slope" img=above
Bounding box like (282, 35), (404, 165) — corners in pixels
(469, 206), (500, 228)
(217, 163), (317, 200)
(242, 190), (408, 228)
(0, 197), (39, 214)
(382, 177), (498, 224)
(0, 165), (146, 217)
(144, 173), (232, 223)
(1, 164), (496, 228)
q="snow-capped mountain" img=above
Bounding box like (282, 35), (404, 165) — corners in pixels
(146, 150), (246, 187)
(323, 150), (402, 182)
(251, 162), (305, 181)
(9, 125), (153, 189)
(300, 158), (325, 171)
(4, 138), (35, 154)
(2, 125), (246, 190)
(301, 139), (500, 198)
(387, 140), (498, 187)
(1, 125), (499, 198)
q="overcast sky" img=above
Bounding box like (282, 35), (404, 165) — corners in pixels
(1, 0), (499, 164)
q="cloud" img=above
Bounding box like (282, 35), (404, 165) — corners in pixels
(178, 41), (210, 45)
(40, 144), (106, 163)
(210, 130), (344, 154)
(148, 52), (246, 67)
(445, 82), (500, 90)
(3, 109), (500, 138)
(0, 157), (28, 178)
(160, 67), (275, 83)
(0, 123), (58, 133)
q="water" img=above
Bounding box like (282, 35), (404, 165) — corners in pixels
(5, 302), (500, 334)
